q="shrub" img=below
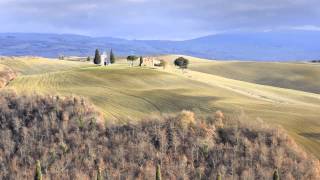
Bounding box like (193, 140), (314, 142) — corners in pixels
(174, 57), (189, 69)
(0, 91), (319, 179)
(214, 110), (224, 128)
(0, 66), (16, 88)
(177, 110), (195, 130)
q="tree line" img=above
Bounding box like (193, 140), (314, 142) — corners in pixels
(92, 49), (190, 70)
(125, 55), (190, 70)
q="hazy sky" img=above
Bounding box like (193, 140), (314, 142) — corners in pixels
(0, 0), (319, 40)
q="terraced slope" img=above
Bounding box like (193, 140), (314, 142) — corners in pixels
(1, 56), (320, 159)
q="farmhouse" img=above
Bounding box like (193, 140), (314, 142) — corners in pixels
(142, 56), (161, 67)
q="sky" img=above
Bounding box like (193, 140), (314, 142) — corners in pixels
(0, 0), (320, 40)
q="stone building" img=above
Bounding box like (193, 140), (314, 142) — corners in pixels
(142, 57), (161, 67)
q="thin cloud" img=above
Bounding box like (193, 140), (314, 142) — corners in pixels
(0, 0), (319, 39)
(292, 25), (320, 31)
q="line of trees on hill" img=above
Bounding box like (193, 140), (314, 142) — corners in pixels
(0, 90), (319, 179)
(125, 55), (189, 70)
(58, 50), (188, 70)
(90, 49), (190, 70)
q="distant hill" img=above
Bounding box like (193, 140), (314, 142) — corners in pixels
(1, 31), (320, 61)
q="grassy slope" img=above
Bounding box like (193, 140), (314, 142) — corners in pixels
(160, 55), (320, 94)
(0, 64), (5, 71)
(1, 57), (320, 158)
(10, 66), (226, 121)
(0, 57), (92, 75)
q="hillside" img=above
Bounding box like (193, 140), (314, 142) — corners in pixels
(0, 91), (319, 179)
(0, 56), (93, 75)
(1, 31), (320, 60)
(1, 56), (320, 160)
(8, 63), (221, 121)
(160, 55), (320, 94)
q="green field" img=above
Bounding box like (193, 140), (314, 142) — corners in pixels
(1, 56), (320, 158)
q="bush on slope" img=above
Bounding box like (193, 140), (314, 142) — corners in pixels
(0, 91), (319, 179)
(0, 66), (16, 88)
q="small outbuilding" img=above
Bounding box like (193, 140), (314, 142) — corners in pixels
(101, 51), (110, 66)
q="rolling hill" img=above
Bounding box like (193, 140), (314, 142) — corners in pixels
(160, 55), (320, 94)
(1, 56), (320, 159)
(1, 31), (320, 60)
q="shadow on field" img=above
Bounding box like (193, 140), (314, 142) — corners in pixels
(137, 88), (224, 113)
(300, 133), (320, 140)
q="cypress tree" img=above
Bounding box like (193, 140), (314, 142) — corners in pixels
(273, 169), (279, 180)
(139, 56), (143, 66)
(94, 49), (101, 65)
(110, 49), (115, 64)
(96, 167), (103, 180)
(156, 164), (161, 180)
(216, 172), (221, 180)
(34, 160), (42, 180)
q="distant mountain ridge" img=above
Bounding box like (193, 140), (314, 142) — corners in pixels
(1, 31), (320, 61)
